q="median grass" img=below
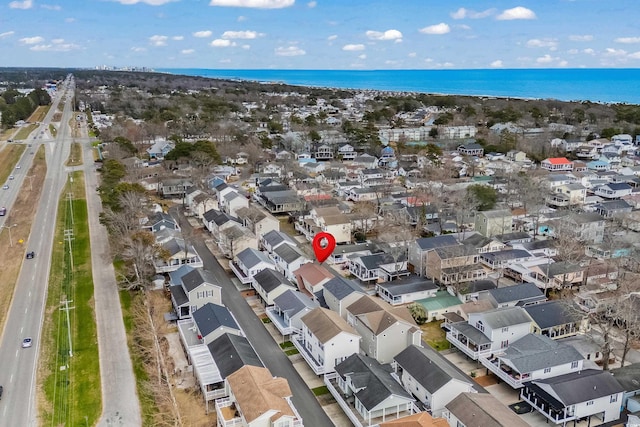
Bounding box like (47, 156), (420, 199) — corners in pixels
(66, 142), (83, 167)
(40, 171), (101, 426)
(0, 143), (26, 184)
(29, 105), (50, 123)
(49, 124), (57, 138)
(14, 123), (38, 140)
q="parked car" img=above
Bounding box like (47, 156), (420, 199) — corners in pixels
(22, 337), (32, 348)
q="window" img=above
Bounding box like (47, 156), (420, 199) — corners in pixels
(457, 421), (466, 427)
(571, 361), (579, 369)
(501, 340), (509, 348)
(544, 367), (551, 374)
(586, 400), (594, 406)
(501, 327), (509, 333)
(611, 394), (618, 403)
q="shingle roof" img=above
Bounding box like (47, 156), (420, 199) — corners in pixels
(262, 230), (297, 248)
(335, 354), (413, 411)
(488, 283), (545, 304)
(302, 307), (357, 343)
(181, 268), (218, 293)
(526, 369), (624, 406)
(322, 276), (363, 300)
(415, 235), (459, 251)
(193, 303), (240, 337)
(481, 249), (532, 263)
(446, 392), (530, 427)
(393, 345), (473, 393)
(524, 300), (583, 329)
(253, 268), (293, 293)
(208, 333), (263, 379)
(477, 306), (532, 329)
(168, 265), (195, 285)
(376, 276), (438, 297)
(458, 280), (496, 295)
(273, 289), (317, 317)
(500, 334), (583, 374)
(274, 244), (308, 264)
(169, 285), (188, 307)
(609, 363), (640, 393)
(236, 248), (273, 270)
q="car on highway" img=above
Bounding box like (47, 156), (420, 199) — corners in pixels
(0, 207), (5, 216)
(26, 251), (35, 259)
(8, 175), (14, 180)
(15, 165), (20, 169)
(2, 185), (8, 190)
(22, 338), (32, 348)
(0, 385), (3, 400)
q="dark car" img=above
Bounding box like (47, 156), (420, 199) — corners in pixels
(0, 384), (3, 400)
(26, 251), (35, 259)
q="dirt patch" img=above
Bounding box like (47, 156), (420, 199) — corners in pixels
(174, 388), (216, 427)
(474, 373), (499, 387)
(28, 106), (49, 123)
(53, 112), (63, 122)
(0, 145), (46, 331)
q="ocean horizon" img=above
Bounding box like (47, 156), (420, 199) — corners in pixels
(157, 68), (640, 105)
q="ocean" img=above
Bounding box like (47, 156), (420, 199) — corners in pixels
(157, 68), (640, 105)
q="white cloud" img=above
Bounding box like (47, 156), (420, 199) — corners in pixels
(20, 36), (45, 45)
(222, 30), (261, 39)
(583, 48), (595, 55)
(112, 0), (176, 4)
(149, 35), (169, 46)
(569, 34), (593, 42)
(342, 43), (365, 51)
(385, 60), (399, 65)
(536, 54), (554, 63)
(450, 7), (494, 19)
(419, 23), (450, 35)
(558, 60), (569, 67)
(172, 35), (184, 40)
(181, 49), (195, 54)
(496, 6), (536, 20)
(65, 17), (75, 23)
(408, 52), (416, 58)
(628, 51), (640, 59)
(241, 44), (250, 49)
(0, 31), (15, 39)
(9, 0), (33, 9)
(604, 47), (627, 56)
(237, 15), (247, 21)
(41, 4), (62, 10)
(209, 0), (294, 8)
(490, 59), (503, 68)
(365, 29), (402, 41)
(52, 38), (65, 44)
(458, 24), (471, 30)
(327, 34), (338, 41)
(131, 46), (147, 52)
(31, 42), (80, 51)
(526, 38), (558, 49)
(567, 49), (578, 54)
(440, 62), (454, 67)
(307, 1), (316, 7)
(615, 37), (640, 44)
(358, 54), (366, 59)
(193, 30), (213, 38)
(211, 39), (235, 47)
(275, 46), (305, 56)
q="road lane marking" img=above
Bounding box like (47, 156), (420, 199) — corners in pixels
(28, 292), (31, 297)
(20, 327), (23, 334)
(24, 307), (28, 313)
(10, 374), (13, 383)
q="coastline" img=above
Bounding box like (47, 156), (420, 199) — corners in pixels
(156, 68), (640, 105)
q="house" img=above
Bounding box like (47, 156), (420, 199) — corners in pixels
(452, 279), (497, 303)
(326, 353), (418, 427)
(507, 150), (528, 162)
(346, 295), (422, 363)
(379, 412), (448, 427)
(189, 193), (218, 219)
(610, 363), (640, 412)
(329, 242), (378, 265)
(202, 209), (240, 237)
(521, 369), (624, 425)
(426, 245), (486, 287)
(155, 238), (203, 273)
(235, 206), (280, 238)
(461, 233), (506, 254)
(217, 224), (258, 260)
(313, 143), (334, 160)
(594, 199), (633, 218)
(482, 283), (546, 308)
(260, 230), (297, 254)
(338, 143), (356, 160)
(479, 249), (533, 271)
(446, 306), (533, 360)
(547, 183), (587, 207)
(416, 291), (465, 322)
(392, 345), (476, 416)
(252, 268), (296, 306)
(443, 392), (530, 427)
(322, 276), (366, 320)
(541, 157), (574, 171)
(351, 153), (379, 169)
(349, 252), (410, 284)
(146, 139), (174, 159)
(376, 276), (439, 306)
(221, 191), (249, 218)
(230, 248), (276, 285)
(192, 303), (242, 345)
(258, 189), (304, 214)
(292, 307), (360, 375)
(266, 289), (318, 337)
(474, 209), (513, 238)
(524, 300), (585, 339)
(408, 235), (460, 277)
(142, 211), (180, 233)
(169, 268), (222, 320)
(270, 244), (312, 282)
(295, 206), (352, 244)
(559, 212), (606, 244)
(158, 178), (193, 198)
(594, 182), (633, 199)
(479, 334), (584, 389)
(293, 263), (334, 296)
(457, 143), (484, 157)
(216, 365), (303, 427)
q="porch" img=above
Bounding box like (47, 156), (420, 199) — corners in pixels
(479, 355), (527, 389)
(446, 322), (492, 360)
(520, 384), (576, 425)
(266, 306), (301, 336)
(291, 333), (325, 375)
(229, 261), (253, 284)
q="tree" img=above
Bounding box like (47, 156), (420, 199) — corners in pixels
(467, 185), (497, 211)
(119, 231), (164, 290)
(407, 303), (427, 325)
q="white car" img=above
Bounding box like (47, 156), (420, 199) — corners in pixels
(8, 175), (13, 180)
(22, 338), (32, 348)
(2, 185), (8, 190)
(15, 165), (20, 169)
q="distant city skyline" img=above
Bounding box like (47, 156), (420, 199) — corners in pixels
(2, 0), (640, 70)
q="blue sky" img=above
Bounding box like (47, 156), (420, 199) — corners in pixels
(1, 0), (640, 69)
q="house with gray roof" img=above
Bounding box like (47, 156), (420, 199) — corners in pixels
(444, 392), (530, 427)
(610, 363), (640, 412)
(453, 279), (497, 303)
(521, 369), (624, 425)
(446, 306), (533, 360)
(202, 208), (240, 237)
(479, 249), (534, 270)
(191, 303), (242, 345)
(348, 252), (410, 284)
(326, 353), (418, 426)
(154, 237), (203, 273)
(525, 300), (586, 340)
(461, 233), (506, 254)
(408, 235), (459, 277)
(251, 268), (296, 306)
(142, 211), (180, 233)
(270, 243), (312, 282)
(479, 334), (584, 389)
(208, 333), (263, 380)
(392, 344), (476, 416)
(169, 268), (222, 320)
(230, 247), (276, 284)
(482, 282), (546, 308)
(260, 229), (297, 255)
(266, 289), (318, 336)
(322, 276), (365, 319)
(376, 275), (438, 306)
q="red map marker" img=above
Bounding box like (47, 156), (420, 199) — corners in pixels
(312, 232), (336, 264)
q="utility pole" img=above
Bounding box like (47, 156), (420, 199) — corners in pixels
(60, 298), (75, 357)
(2, 223), (17, 247)
(64, 229), (74, 267)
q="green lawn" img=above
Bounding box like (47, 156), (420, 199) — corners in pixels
(40, 171), (101, 426)
(421, 320), (451, 351)
(279, 341), (295, 349)
(311, 386), (329, 396)
(14, 124), (38, 140)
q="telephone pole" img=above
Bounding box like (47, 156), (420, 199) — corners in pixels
(60, 298), (75, 357)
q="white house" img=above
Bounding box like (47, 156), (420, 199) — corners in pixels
(230, 247), (276, 285)
(252, 268), (296, 306)
(169, 268), (222, 320)
(322, 276), (366, 320)
(292, 307), (360, 375)
(266, 289), (318, 337)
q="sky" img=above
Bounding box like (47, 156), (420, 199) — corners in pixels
(1, 0), (640, 70)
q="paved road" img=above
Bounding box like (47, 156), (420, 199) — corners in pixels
(0, 76), (75, 426)
(82, 126), (142, 426)
(171, 207), (335, 427)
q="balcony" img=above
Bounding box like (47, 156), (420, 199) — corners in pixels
(291, 334), (325, 375)
(520, 387), (575, 424)
(215, 397), (246, 427)
(266, 307), (301, 336)
(479, 356), (527, 389)
(229, 261), (253, 284)
(446, 324), (491, 360)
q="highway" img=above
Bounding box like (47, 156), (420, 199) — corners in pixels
(0, 76), (75, 426)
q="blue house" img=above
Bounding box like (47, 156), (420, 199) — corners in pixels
(586, 160), (609, 171)
(146, 140), (175, 160)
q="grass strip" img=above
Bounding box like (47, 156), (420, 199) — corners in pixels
(66, 143), (83, 167)
(40, 171), (101, 426)
(14, 124), (38, 140)
(0, 144), (26, 184)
